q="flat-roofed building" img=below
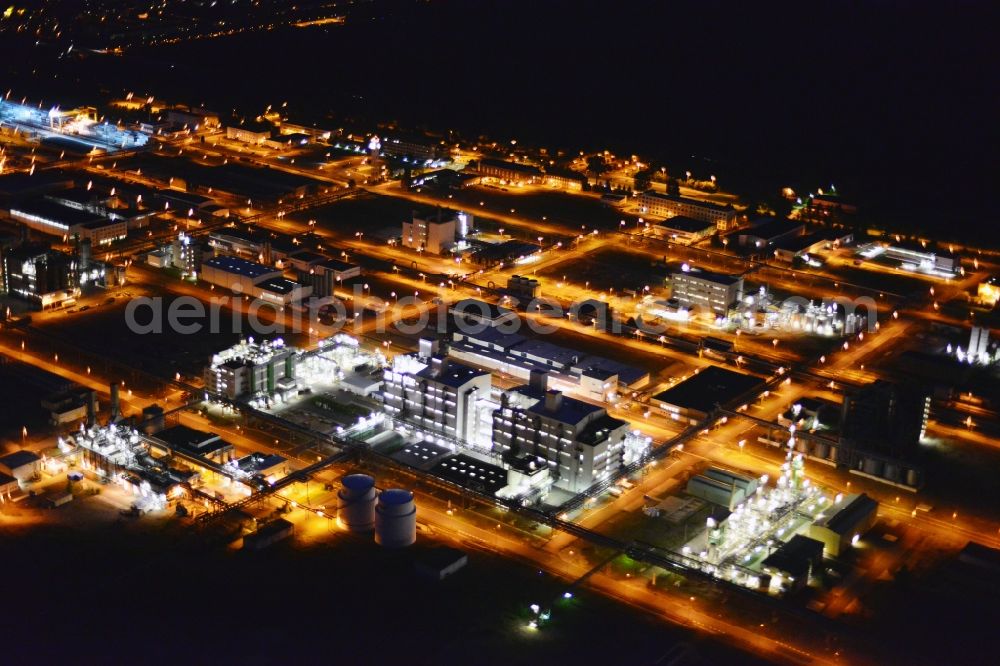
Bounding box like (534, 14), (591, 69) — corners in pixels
(735, 217), (805, 250)
(8, 198), (125, 244)
(762, 534), (825, 593)
(226, 120), (273, 145)
(199, 255), (282, 294)
(651, 366), (765, 423)
(809, 492), (878, 556)
(253, 276), (311, 306)
(0, 450), (41, 483)
(652, 215), (717, 244)
(1, 242), (78, 309)
(669, 268), (744, 316)
(449, 298), (519, 329)
(382, 354), (493, 445)
(205, 338), (298, 400)
(493, 376), (628, 492)
(635, 190), (737, 231)
(472, 158), (543, 184)
(296, 256), (361, 297)
(402, 207), (470, 254)
(147, 424), (235, 462)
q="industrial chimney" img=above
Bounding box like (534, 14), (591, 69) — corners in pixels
(86, 390), (98, 428)
(109, 383), (121, 423)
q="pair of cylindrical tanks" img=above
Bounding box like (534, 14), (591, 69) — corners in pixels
(337, 474), (416, 548)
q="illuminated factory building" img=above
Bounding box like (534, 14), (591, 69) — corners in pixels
(205, 338), (298, 400)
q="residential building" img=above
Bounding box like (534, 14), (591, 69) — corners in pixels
(471, 158), (543, 184)
(225, 120), (273, 145)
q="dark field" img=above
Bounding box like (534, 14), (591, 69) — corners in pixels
(0, 505), (766, 666)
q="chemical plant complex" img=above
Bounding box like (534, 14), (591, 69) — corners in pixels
(0, 7), (997, 663)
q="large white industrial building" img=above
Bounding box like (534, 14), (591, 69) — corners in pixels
(382, 352), (494, 447)
(205, 338), (298, 400)
(492, 374), (631, 493)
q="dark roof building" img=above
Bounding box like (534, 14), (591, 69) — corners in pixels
(651, 366), (765, 422)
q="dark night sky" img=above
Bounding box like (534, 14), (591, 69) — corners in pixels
(3, 0), (998, 235)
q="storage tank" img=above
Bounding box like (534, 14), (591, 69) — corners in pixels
(375, 488), (416, 548)
(812, 441), (829, 460)
(861, 457), (883, 476)
(337, 474), (377, 532)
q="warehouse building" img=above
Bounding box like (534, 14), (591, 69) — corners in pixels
(762, 534), (825, 593)
(8, 198), (127, 244)
(809, 492), (878, 556)
(0, 450), (41, 483)
(734, 217), (805, 250)
(686, 467), (759, 510)
(651, 366), (765, 423)
(198, 255), (282, 294)
(651, 215), (717, 245)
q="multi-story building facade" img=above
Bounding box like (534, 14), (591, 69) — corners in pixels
(635, 190), (737, 231)
(1, 242), (79, 309)
(669, 269), (744, 317)
(382, 353), (493, 446)
(492, 375), (629, 492)
(401, 207), (470, 254)
(205, 338), (298, 400)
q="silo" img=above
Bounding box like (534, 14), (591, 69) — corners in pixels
(375, 489), (416, 548)
(337, 474), (377, 532)
(812, 441), (829, 460)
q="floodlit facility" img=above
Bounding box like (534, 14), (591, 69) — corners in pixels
(809, 492), (878, 556)
(205, 338), (298, 400)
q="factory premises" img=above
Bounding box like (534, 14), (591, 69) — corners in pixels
(0, 91), (999, 665)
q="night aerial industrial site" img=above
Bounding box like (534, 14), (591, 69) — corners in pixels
(0, 1), (997, 664)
